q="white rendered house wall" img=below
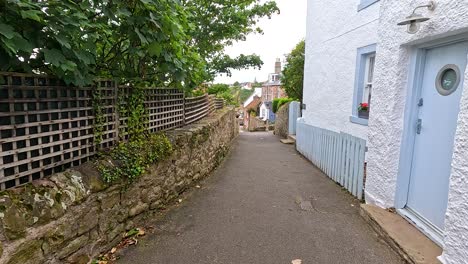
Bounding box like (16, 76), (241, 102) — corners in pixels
(364, 1), (468, 263)
(259, 103), (269, 121)
(302, 0), (380, 139)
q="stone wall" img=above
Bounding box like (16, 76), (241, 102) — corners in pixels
(248, 115), (267, 132)
(274, 102), (289, 138)
(0, 108), (238, 264)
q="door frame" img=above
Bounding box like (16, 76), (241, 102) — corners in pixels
(394, 34), (468, 246)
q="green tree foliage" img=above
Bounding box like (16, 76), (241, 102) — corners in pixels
(94, 0), (204, 88)
(183, 0), (280, 80)
(0, 0), (101, 86)
(207, 84), (230, 95)
(207, 83), (240, 106)
(272, 98), (295, 113)
(1, 0), (280, 88)
(282, 40), (305, 101)
(239, 89), (255, 104)
(0, 0), (203, 87)
(218, 90), (237, 106)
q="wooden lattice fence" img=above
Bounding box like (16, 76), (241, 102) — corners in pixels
(0, 72), (218, 190)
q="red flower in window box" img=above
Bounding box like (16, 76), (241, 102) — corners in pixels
(358, 102), (369, 112)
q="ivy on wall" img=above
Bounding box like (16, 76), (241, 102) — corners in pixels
(93, 85), (173, 183)
(92, 86), (106, 146)
(98, 133), (173, 183)
(125, 86), (148, 138)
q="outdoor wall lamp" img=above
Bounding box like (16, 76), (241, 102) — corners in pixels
(397, 1), (436, 34)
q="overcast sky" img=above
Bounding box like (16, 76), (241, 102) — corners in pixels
(214, 0), (308, 84)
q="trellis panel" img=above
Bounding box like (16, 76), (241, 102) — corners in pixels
(185, 94), (210, 125)
(0, 72), (220, 190)
(0, 73), (96, 189)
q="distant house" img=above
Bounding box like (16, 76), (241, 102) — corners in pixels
(243, 95), (262, 131)
(242, 88), (262, 129)
(260, 59), (287, 122)
(240, 82), (253, 90)
(298, 0), (468, 263)
(243, 87), (262, 108)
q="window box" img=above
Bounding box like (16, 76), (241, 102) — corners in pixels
(358, 110), (369, 119)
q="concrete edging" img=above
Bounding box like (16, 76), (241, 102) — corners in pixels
(360, 204), (442, 264)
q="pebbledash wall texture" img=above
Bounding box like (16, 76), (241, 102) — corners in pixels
(365, 1), (468, 263)
(302, 0), (380, 139)
(0, 108), (238, 264)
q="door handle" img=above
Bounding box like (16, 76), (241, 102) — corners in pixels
(416, 119), (422, 134)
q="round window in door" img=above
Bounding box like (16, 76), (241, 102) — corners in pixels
(436, 64), (461, 96)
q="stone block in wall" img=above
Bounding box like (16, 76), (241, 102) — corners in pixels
(57, 235), (89, 260)
(7, 239), (44, 264)
(77, 204), (99, 236)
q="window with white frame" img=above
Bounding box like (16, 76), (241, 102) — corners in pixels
(351, 44), (377, 125)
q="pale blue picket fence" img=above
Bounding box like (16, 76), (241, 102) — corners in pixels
(288, 101), (301, 135)
(296, 121), (367, 199)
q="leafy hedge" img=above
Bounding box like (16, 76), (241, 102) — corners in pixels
(272, 98), (295, 113)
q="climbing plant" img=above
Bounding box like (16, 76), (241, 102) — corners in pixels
(98, 133), (173, 183)
(125, 86), (148, 138)
(95, 85), (173, 183)
(92, 86), (106, 146)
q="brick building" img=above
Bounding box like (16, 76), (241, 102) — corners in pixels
(259, 58), (287, 121)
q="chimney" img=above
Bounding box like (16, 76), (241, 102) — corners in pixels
(274, 58), (281, 74)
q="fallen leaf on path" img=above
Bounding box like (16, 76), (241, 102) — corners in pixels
(110, 247), (117, 254)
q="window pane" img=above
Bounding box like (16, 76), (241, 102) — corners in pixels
(362, 54), (376, 105)
(368, 56), (375, 83)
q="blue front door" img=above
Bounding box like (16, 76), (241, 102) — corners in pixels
(407, 41), (468, 237)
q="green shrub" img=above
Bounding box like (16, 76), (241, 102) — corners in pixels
(191, 89), (206, 97)
(97, 133), (173, 183)
(208, 84), (230, 95)
(247, 108), (257, 116)
(218, 91), (238, 106)
(272, 98), (295, 113)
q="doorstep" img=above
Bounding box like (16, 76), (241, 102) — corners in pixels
(280, 134), (297, 145)
(288, 134), (297, 141)
(360, 204), (442, 264)
(280, 138), (295, 144)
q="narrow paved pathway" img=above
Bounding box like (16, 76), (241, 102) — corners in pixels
(117, 132), (402, 264)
